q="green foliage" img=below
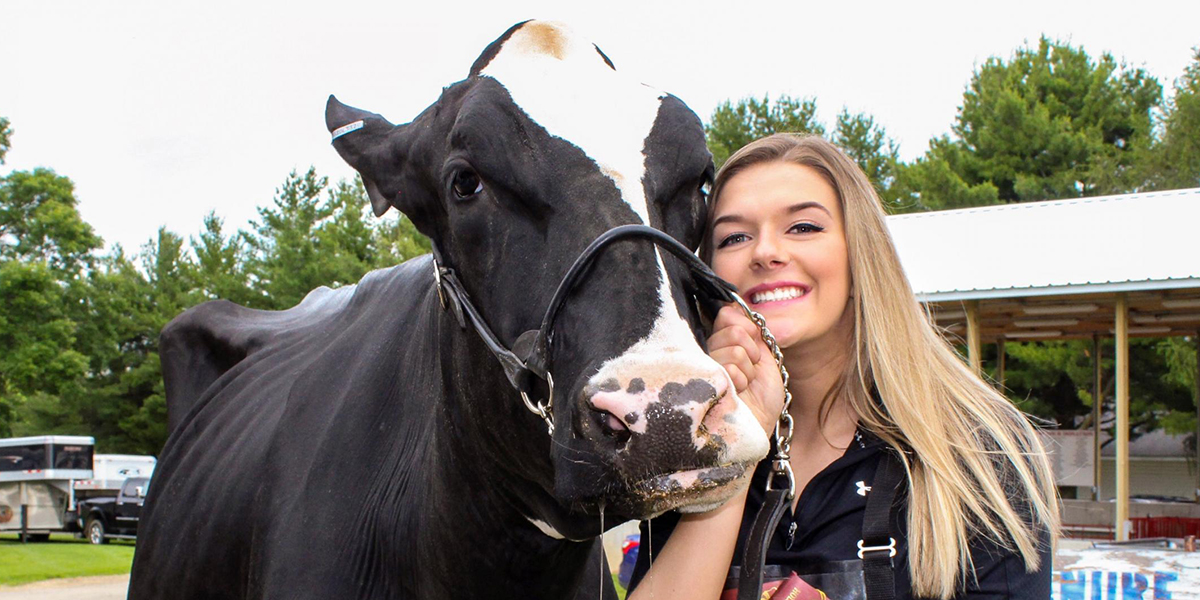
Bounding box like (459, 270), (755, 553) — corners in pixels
(245, 170), (430, 310)
(0, 261), (89, 436)
(896, 37), (1162, 210)
(1145, 48), (1200, 190)
(1158, 336), (1198, 408)
(891, 149), (1000, 212)
(832, 109), (902, 206)
(192, 212), (254, 304)
(703, 98), (902, 205)
(246, 168), (331, 309)
(320, 178), (425, 278)
(0, 117), (11, 164)
(706, 95), (824, 168)
(0, 168), (102, 271)
(1002, 338), (1195, 441)
(0, 165), (100, 437)
(375, 209), (433, 265)
(0, 152), (429, 453)
(64, 246), (179, 453)
(1002, 340), (1096, 425)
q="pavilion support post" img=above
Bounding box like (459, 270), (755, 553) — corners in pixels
(1195, 331), (1200, 502)
(1093, 334), (1102, 502)
(966, 301), (982, 374)
(1115, 295), (1130, 540)
(996, 338), (1006, 390)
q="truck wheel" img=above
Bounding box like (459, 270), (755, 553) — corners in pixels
(86, 518), (108, 545)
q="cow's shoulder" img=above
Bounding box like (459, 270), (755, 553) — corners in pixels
(159, 254), (435, 432)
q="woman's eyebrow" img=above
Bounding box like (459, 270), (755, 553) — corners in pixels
(788, 201), (831, 216)
(712, 213), (747, 228)
(712, 201), (831, 228)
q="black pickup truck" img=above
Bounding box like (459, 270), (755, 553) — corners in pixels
(76, 476), (149, 544)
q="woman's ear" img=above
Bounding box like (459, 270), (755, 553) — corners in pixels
(325, 95), (410, 217)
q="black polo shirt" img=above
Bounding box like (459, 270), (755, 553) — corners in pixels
(628, 429), (1052, 599)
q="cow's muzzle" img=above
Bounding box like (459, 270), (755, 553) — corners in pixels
(581, 351), (769, 515)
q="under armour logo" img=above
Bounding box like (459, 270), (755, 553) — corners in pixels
(856, 481), (871, 496)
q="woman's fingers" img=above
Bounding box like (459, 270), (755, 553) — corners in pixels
(722, 363), (748, 393)
(709, 308), (767, 391)
(710, 345), (753, 393)
(709, 307), (762, 363)
(708, 305), (786, 434)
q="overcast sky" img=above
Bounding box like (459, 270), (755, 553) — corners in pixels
(3, 0), (1198, 254)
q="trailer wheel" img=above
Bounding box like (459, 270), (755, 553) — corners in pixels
(19, 533), (50, 542)
(86, 518), (108, 545)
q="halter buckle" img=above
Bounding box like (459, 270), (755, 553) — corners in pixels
(520, 372), (555, 434)
(432, 259), (448, 310)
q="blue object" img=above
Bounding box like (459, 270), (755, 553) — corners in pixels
(618, 534), (640, 589)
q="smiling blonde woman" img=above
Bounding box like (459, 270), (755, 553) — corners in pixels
(628, 134), (1059, 600)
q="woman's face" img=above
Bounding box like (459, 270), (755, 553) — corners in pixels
(709, 161), (852, 351)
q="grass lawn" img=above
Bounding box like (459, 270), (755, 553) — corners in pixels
(0, 533), (626, 593)
(614, 573), (627, 599)
(0, 533), (135, 586)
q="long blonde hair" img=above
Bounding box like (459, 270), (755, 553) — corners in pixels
(704, 134), (1059, 598)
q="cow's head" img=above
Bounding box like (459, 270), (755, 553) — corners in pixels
(327, 21), (768, 537)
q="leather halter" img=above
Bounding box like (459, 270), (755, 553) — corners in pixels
(431, 224), (740, 434)
(433, 223), (802, 592)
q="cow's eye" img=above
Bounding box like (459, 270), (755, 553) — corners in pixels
(452, 169), (483, 199)
(699, 180), (712, 201)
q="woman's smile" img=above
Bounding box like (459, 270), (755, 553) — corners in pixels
(744, 281), (811, 306)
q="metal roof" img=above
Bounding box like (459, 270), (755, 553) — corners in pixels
(0, 435), (95, 447)
(887, 188), (1200, 302)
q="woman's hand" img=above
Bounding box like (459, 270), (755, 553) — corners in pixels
(707, 305), (786, 435)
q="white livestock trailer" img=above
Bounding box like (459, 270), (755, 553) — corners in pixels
(0, 435), (94, 541)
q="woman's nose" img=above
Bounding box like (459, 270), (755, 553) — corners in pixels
(751, 235), (787, 269)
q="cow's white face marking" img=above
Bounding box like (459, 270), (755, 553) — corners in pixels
(480, 21), (662, 225)
(483, 22), (769, 499)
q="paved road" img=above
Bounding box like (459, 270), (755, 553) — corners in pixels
(0, 574), (129, 600)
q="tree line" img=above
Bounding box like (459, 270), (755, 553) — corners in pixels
(0, 155), (430, 452)
(1, 37), (1197, 455)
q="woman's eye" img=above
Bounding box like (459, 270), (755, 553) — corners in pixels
(716, 232), (748, 249)
(452, 170), (483, 199)
(789, 222), (824, 234)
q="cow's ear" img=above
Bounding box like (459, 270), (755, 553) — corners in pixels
(325, 95), (407, 217)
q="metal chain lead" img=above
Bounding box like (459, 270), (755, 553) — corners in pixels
(728, 292), (796, 500)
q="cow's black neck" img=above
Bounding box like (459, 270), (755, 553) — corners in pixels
(377, 289), (606, 599)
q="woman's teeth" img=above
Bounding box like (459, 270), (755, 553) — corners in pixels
(751, 287), (805, 304)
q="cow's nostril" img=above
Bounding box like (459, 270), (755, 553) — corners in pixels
(592, 408), (632, 449)
(604, 410), (624, 434)
(699, 388), (727, 432)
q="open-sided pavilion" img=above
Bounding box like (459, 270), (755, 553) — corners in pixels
(887, 187), (1200, 540)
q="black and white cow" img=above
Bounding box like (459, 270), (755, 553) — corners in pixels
(129, 21), (768, 600)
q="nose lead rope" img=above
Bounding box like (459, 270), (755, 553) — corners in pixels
(733, 294), (798, 600)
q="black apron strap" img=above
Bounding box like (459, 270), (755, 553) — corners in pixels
(737, 487), (790, 600)
(861, 451), (904, 600)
